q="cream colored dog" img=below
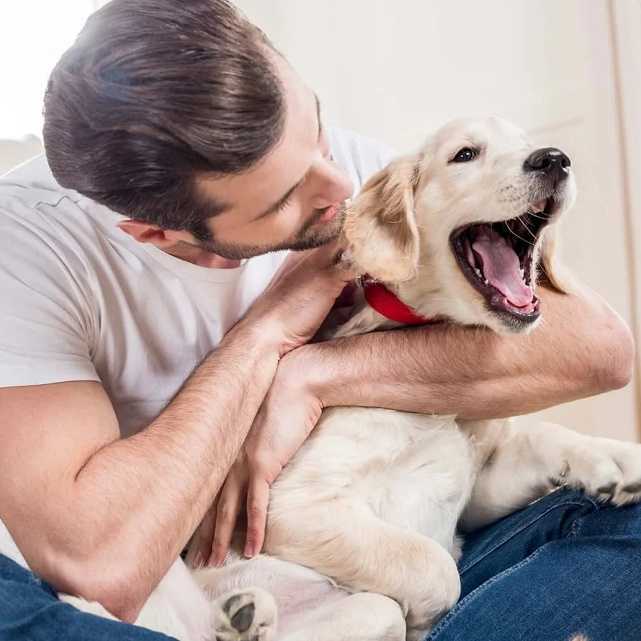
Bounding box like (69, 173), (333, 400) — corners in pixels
(62, 117), (641, 641)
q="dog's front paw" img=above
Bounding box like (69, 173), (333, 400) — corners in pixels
(213, 588), (277, 641)
(600, 439), (641, 505)
(557, 438), (641, 505)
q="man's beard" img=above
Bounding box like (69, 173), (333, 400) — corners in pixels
(189, 204), (346, 260)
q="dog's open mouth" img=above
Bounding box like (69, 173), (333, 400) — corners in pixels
(450, 197), (555, 320)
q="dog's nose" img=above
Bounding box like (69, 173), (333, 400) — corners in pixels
(523, 148), (571, 182)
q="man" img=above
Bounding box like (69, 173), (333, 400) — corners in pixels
(0, 1), (638, 640)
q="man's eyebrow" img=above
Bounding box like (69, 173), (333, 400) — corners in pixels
(253, 94), (323, 222)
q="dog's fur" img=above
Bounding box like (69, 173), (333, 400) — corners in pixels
(62, 117), (641, 641)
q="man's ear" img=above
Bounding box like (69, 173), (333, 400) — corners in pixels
(118, 220), (193, 248)
(538, 223), (576, 294)
(343, 154), (422, 283)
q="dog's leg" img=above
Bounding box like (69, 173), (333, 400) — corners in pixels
(211, 587), (278, 641)
(266, 498), (460, 636)
(460, 419), (641, 531)
(281, 592), (405, 641)
(134, 558), (212, 641)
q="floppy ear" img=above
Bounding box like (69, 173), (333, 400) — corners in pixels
(538, 223), (576, 295)
(343, 155), (422, 283)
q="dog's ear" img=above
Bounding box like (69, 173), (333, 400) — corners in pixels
(538, 223), (576, 294)
(343, 155), (422, 283)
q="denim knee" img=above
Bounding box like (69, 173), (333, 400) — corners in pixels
(573, 495), (641, 540)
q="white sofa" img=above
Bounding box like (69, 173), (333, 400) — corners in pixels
(0, 136), (44, 175)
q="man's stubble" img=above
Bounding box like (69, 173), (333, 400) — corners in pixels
(189, 205), (347, 260)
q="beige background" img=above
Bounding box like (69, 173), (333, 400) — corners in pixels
(2, 0), (639, 440)
(233, 0), (641, 442)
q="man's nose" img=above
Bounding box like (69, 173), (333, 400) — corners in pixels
(311, 160), (354, 208)
(523, 147), (571, 184)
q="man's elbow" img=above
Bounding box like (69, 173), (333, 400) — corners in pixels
(590, 309), (635, 393)
(42, 544), (147, 623)
(72, 567), (147, 623)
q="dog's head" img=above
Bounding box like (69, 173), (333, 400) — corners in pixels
(344, 116), (577, 334)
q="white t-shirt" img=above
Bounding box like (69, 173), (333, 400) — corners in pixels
(0, 127), (395, 569)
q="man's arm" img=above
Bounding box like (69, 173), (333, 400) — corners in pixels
(0, 244), (353, 622)
(0, 324), (278, 623)
(288, 285), (634, 419)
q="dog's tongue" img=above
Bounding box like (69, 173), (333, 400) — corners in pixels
(472, 227), (533, 307)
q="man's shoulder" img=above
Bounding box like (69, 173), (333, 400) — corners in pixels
(327, 127), (398, 196)
(0, 155), (121, 267)
(0, 154), (82, 210)
(1, 154), (89, 237)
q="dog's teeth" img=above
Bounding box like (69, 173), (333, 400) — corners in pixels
(483, 278), (489, 285)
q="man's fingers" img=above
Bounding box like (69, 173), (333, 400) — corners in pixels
(185, 503), (216, 568)
(283, 240), (353, 278)
(244, 475), (270, 558)
(209, 475), (243, 567)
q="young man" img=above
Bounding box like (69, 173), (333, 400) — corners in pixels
(0, 1), (638, 640)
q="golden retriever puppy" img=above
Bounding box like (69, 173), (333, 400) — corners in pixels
(63, 117), (641, 641)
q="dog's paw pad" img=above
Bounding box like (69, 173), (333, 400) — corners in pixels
(214, 588), (277, 641)
(230, 602), (255, 634)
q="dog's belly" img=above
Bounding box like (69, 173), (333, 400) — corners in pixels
(201, 553), (355, 632)
(269, 407), (476, 552)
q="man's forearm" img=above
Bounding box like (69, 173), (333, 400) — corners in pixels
(58, 322), (279, 620)
(294, 286), (634, 420)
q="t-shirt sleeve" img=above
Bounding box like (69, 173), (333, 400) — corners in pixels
(327, 126), (399, 196)
(0, 207), (100, 388)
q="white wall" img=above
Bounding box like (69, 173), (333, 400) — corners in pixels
(0, 137), (42, 175)
(0, 1), (101, 172)
(236, 0), (641, 441)
(611, 0), (641, 433)
(0, 1), (101, 139)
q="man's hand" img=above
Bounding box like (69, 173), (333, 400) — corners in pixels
(185, 244), (357, 569)
(241, 242), (357, 355)
(186, 349), (321, 568)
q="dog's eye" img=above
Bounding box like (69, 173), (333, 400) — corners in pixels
(450, 147), (479, 163)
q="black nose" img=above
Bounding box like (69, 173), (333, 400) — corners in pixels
(523, 147), (571, 182)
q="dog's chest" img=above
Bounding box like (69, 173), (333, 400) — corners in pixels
(276, 407), (476, 550)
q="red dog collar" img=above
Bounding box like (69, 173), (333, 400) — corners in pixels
(362, 277), (434, 326)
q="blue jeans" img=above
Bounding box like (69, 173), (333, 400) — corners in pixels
(427, 488), (641, 641)
(0, 558), (174, 641)
(1, 489), (640, 641)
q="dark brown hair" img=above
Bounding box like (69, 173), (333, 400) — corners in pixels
(43, 0), (285, 231)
